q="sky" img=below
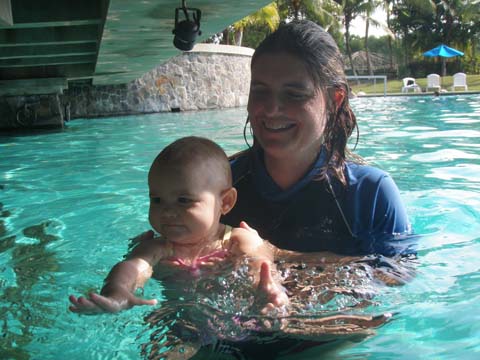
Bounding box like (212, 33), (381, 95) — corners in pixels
(349, 9), (388, 37)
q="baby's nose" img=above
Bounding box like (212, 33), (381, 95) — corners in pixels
(160, 206), (177, 218)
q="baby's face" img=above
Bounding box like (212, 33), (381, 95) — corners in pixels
(148, 161), (225, 245)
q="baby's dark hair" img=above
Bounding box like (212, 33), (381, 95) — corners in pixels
(152, 136), (232, 186)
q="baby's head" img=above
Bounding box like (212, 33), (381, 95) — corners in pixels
(148, 137), (236, 240)
(150, 136), (232, 190)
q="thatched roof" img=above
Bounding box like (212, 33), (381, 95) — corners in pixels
(344, 51), (397, 73)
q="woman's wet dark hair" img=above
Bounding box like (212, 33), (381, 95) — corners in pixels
(250, 20), (359, 185)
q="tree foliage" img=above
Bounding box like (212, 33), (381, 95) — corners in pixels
(211, 0), (480, 75)
(391, 0), (480, 74)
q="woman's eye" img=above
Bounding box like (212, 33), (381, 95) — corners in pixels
(250, 87), (268, 97)
(151, 197), (161, 204)
(285, 91), (309, 101)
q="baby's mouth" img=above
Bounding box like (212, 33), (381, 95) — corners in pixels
(162, 224), (184, 230)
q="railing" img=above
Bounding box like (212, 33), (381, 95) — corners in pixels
(346, 75), (387, 97)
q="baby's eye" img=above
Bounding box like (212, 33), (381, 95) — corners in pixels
(177, 197), (194, 204)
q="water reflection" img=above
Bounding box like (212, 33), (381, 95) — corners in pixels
(0, 208), (62, 360)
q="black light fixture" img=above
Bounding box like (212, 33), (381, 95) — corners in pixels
(172, 0), (202, 51)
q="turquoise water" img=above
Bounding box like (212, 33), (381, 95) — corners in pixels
(1, 95), (480, 359)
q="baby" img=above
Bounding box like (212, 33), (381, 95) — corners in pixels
(69, 136), (288, 314)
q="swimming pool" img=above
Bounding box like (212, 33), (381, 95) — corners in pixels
(1, 94), (479, 359)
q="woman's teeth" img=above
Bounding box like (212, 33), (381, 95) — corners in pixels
(264, 122), (294, 130)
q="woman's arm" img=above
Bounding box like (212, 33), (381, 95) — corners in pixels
(344, 164), (413, 256)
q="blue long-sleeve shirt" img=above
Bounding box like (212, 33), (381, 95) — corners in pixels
(222, 147), (412, 256)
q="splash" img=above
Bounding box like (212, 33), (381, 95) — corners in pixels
(138, 253), (416, 359)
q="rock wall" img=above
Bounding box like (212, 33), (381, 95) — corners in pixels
(0, 94), (65, 130)
(0, 45), (253, 130)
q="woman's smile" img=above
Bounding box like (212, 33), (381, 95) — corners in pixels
(262, 119), (296, 132)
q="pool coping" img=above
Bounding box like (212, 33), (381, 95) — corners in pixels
(356, 90), (480, 98)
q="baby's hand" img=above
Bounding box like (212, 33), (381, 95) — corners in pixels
(68, 291), (157, 315)
(257, 262), (289, 314)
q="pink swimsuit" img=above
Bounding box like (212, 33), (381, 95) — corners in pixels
(169, 225), (232, 274)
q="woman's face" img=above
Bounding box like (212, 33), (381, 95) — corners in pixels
(247, 52), (328, 161)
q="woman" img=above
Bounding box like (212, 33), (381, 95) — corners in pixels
(132, 21), (412, 359)
(222, 20), (412, 256)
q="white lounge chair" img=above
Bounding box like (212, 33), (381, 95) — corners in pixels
(401, 77), (421, 93)
(451, 72), (468, 91)
(426, 74), (441, 92)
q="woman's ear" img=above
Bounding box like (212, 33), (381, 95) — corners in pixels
(220, 187), (237, 215)
(334, 89), (346, 110)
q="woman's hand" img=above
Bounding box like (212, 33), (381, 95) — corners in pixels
(239, 221), (258, 235)
(68, 289), (157, 315)
(239, 221), (289, 312)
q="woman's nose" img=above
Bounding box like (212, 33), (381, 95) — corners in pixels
(262, 93), (282, 116)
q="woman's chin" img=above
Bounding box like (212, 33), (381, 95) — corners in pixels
(262, 143), (295, 160)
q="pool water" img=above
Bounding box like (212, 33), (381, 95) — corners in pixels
(1, 95), (480, 359)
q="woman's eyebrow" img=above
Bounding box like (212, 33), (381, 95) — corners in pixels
(283, 82), (314, 90)
(250, 80), (267, 86)
(251, 80), (311, 90)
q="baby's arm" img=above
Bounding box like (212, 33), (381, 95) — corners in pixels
(230, 222), (289, 311)
(69, 239), (162, 314)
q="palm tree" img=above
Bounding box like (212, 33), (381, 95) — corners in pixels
(303, 0), (343, 33)
(362, 0), (379, 75)
(334, 0), (370, 76)
(231, 3), (280, 46)
(390, 0), (436, 71)
(275, 0), (344, 47)
(460, 0), (480, 72)
(276, 0), (303, 20)
(382, 0), (395, 73)
(361, 0), (395, 75)
(276, 0), (340, 27)
(291, 0), (303, 19)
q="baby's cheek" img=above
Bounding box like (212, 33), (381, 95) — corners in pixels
(148, 209), (158, 226)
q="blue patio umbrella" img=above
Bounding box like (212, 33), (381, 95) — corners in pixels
(423, 44), (464, 76)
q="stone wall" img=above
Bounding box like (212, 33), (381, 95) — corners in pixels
(0, 94), (65, 130)
(0, 45), (253, 130)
